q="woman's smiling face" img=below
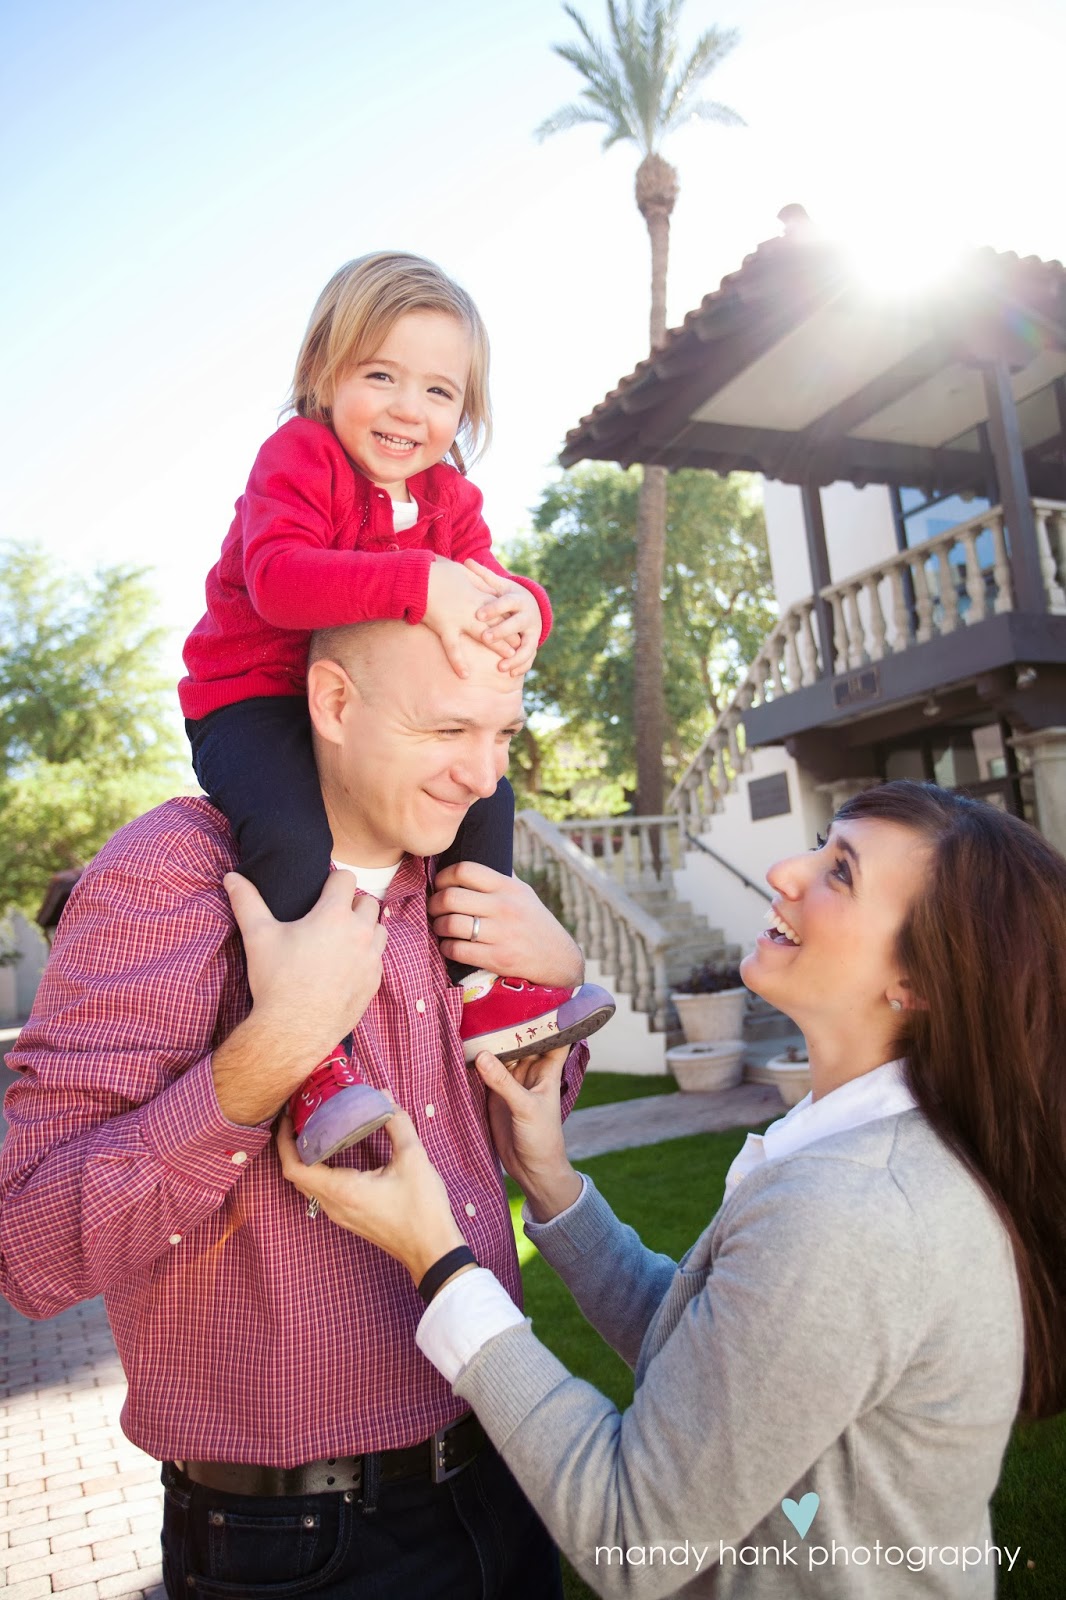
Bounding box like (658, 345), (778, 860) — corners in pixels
(741, 817), (933, 1029)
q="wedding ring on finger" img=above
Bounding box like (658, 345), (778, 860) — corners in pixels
(469, 915), (481, 943)
(306, 1196), (320, 1221)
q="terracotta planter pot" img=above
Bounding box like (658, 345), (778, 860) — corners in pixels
(671, 986), (747, 1044)
(665, 1040), (745, 1092)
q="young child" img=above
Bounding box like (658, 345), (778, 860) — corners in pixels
(180, 252), (614, 1166)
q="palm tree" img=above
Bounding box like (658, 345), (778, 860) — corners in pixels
(538, 0), (742, 816)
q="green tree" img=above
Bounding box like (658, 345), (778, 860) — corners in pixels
(0, 542), (184, 914)
(509, 464), (774, 812)
(537, 0), (743, 817)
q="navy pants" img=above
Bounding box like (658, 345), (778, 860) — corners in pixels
(160, 1447), (563, 1599)
(186, 697), (514, 981)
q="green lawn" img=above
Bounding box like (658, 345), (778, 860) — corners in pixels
(512, 1128), (1065, 1599)
(573, 1069), (679, 1111)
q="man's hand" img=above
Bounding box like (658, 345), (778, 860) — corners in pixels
(465, 559), (541, 677)
(472, 1047), (583, 1223)
(211, 871), (387, 1127)
(276, 1111), (467, 1283)
(429, 863), (583, 986)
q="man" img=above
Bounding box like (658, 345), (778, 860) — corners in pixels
(0, 621), (602, 1599)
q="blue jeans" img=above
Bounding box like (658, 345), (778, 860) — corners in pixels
(160, 1446), (562, 1599)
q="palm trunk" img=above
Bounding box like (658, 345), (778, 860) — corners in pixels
(633, 154), (676, 819)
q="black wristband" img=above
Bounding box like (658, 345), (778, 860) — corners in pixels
(418, 1246), (477, 1304)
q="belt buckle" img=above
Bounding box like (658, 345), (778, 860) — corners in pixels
(431, 1421), (466, 1484)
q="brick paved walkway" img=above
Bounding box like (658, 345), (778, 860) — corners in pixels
(1, 1297), (165, 1599)
(0, 1054), (776, 1598)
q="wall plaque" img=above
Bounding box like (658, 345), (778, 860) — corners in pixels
(748, 772), (791, 821)
(833, 666), (881, 709)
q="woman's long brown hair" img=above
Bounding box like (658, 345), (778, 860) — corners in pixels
(837, 780), (1066, 1420)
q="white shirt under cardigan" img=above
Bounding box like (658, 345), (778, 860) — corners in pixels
(418, 1059), (918, 1379)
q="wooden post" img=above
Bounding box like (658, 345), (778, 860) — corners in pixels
(799, 482), (835, 676)
(982, 361), (1046, 612)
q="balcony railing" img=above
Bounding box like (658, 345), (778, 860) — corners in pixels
(669, 499), (1066, 825)
(555, 814), (682, 886)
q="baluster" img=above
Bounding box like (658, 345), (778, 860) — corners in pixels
(617, 922), (636, 1004)
(714, 737), (729, 795)
(667, 818), (682, 871)
(841, 583), (864, 668)
(586, 889), (606, 964)
(888, 566), (910, 651)
(630, 819), (646, 883)
(1035, 507), (1066, 612)
(826, 590), (847, 673)
(602, 906), (621, 985)
(633, 938), (652, 1014)
(556, 856), (577, 933)
(783, 613), (802, 690)
(962, 526), (988, 622)
(726, 714), (742, 775)
(937, 541), (960, 634)
(651, 952), (670, 1032)
(769, 638), (786, 697)
(911, 556), (934, 642)
(750, 656), (770, 708)
(699, 757), (717, 817)
(513, 823), (530, 876)
(990, 514), (1013, 614)
(864, 574), (888, 660)
(571, 878), (591, 955)
(798, 605), (819, 684)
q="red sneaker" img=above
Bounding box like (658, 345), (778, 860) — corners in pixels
(459, 971), (615, 1065)
(289, 1045), (393, 1166)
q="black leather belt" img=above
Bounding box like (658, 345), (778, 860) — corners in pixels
(173, 1412), (485, 1497)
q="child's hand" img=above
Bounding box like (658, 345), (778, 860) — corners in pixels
(423, 558), (501, 677)
(465, 559), (542, 676)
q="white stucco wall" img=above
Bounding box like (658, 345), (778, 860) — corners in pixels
(0, 913), (49, 1025)
(761, 478), (899, 609)
(582, 958), (668, 1076)
(673, 746), (833, 957)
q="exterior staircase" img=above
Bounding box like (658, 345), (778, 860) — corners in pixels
(514, 812), (792, 1059)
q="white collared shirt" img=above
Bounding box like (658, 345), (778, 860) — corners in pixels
(724, 1058), (917, 1194)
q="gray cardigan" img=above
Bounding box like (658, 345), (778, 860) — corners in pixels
(455, 1110), (1023, 1598)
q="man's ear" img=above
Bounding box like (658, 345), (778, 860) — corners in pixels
(307, 658), (355, 746)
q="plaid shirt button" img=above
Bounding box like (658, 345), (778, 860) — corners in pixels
(230, 1151), (248, 1164)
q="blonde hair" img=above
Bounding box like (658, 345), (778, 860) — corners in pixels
(290, 252), (491, 472)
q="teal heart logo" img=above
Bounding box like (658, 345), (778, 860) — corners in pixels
(781, 1493), (820, 1538)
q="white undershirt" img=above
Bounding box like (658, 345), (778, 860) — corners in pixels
(391, 497), (419, 532)
(416, 1058), (918, 1383)
(331, 858), (400, 900)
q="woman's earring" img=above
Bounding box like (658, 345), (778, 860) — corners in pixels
(888, 998), (903, 1012)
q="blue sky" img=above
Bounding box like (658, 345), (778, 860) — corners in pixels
(4, 0), (1064, 694)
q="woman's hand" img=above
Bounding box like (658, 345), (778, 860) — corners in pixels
(276, 1111), (466, 1283)
(473, 1047), (583, 1223)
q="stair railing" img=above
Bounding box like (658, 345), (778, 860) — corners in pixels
(514, 811), (673, 1030)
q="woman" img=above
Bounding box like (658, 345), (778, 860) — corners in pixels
(278, 782), (1066, 1598)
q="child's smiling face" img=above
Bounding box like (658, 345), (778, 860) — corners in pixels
(329, 310), (471, 499)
